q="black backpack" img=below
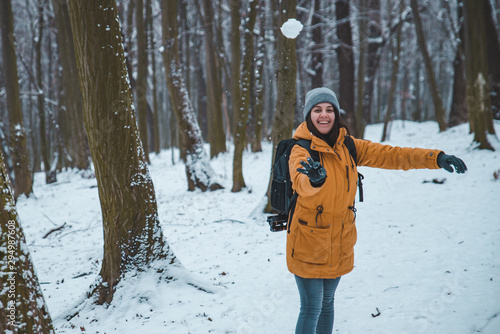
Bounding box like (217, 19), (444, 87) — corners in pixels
(267, 136), (363, 232)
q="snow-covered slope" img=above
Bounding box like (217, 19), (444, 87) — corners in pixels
(17, 121), (500, 333)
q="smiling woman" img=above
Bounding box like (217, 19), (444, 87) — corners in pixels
(286, 87), (467, 334)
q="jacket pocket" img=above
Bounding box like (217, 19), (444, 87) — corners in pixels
(293, 223), (331, 264)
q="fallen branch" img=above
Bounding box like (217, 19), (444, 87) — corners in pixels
(43, 222), (67, 239)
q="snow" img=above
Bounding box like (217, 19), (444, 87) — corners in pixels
(16, 121), (500, 333)
(280, 18), (303, 39)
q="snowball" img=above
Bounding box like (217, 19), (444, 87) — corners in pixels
(280, 18), (303, 39)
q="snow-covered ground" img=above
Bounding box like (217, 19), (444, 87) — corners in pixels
(17, 121), (500, 334)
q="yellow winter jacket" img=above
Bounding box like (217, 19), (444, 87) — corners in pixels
(286, 122), (442, 279)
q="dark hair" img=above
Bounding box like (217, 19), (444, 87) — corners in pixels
(306, 106), (350, 147)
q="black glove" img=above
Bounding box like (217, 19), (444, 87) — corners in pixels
(297, 157), (327, 187)
(437, 152), (467, 174)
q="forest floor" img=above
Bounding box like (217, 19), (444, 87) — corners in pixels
(17, 120), (500, 334)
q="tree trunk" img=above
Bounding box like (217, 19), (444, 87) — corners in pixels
(335, 0), (357, 136)
(356, 0), (368, 138)
(0, 0), (32, 199)
(232, 0), (258, 192)
(0, 151), (55, 334)
(52, 0), (90, 170)
(484, 0), (500, 121)
(310, 0), (323, 88)
(448, 0), (468, 127)
(264, 0), (298, 212)
(362, 0), (383, 129)
(135, 0), (150, 163)
(200, 0), (226, 158)
(251, 6), (265, 153)
(67, 0), (175, 304)
(146, 0), (161, 154)
(410, 0), (447, 132)
(463, 0), (496, 150)
(36, 0), (57, 184)
(229, 0), (241, 140)
(382, 1), (403, 142)
(160, 0), (223, 191)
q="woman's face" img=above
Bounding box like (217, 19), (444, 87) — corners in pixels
(310, 103), (336, 134)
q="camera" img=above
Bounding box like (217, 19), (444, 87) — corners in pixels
(267, 213), (288, 232)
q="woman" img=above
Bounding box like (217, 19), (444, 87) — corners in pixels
(288, 87), (467, 334)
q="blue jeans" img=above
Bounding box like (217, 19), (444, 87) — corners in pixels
(294, 275), (341, 334)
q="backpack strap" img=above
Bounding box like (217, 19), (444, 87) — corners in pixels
(343, 135), (364, 202)
(295, 139), (320, 162)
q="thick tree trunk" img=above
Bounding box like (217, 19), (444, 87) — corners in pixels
(161, 0), (223, 191)
(0, 0), (32, 199)
(232, 0), (258, 192)
(463, 0), (495, 150)
(52, 0), (90, 170)
(68, 0), (175, 304)
(410, 0), (447, 132)
(335, 0), (357, 136)
(135, 0), (150, 163)
(201, 0), (226, 158)
(0, 151), (55, 334)
(264, 0), (298, 212)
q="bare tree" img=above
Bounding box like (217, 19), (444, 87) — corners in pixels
(0, 0), (32, 198)
(200, 0), (226, 158)
(410, 0), (447, 131)
(67, 0), (176, 304)
(231, 0), (258, 192)
(160, 0), (223, 191)
(463, 0), (496, 150)
(335, 0), (357, 136)
(0, 151), (54, 334)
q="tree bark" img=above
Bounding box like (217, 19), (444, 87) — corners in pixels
(161, 0), (223, 191)
(0, 151), (55, 334)
(335, 0), (357, 136)
(200, 0), (226, 158)
(264, 0), (298, 212)
(68, 0), (175, 304)
(410, 0), (447, 132)
(231, 0), (258, 192)
(463, 0), (496, 150)
(52, 0), (90, 170)
(0, 0), (32, 199)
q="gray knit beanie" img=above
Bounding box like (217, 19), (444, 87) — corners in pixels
(303, 87), (340, 120)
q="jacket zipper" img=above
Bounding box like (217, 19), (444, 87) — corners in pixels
(346, 165), (350, 192)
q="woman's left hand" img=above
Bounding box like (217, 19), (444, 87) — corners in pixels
(437, 153), (468, 174)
